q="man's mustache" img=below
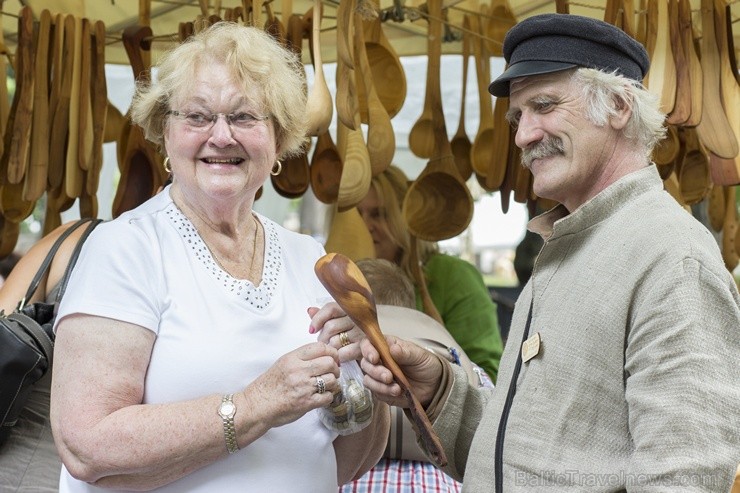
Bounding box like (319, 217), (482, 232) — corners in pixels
(521, 137), (565, 169)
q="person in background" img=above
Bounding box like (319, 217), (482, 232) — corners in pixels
(0, 252), (22, 285)
(342, 258), (490, 493)
(0, 223), (92, 492)
(356, 165), (503, 381)
(359, 14), (740, 491)
(51, 22), (388, 493)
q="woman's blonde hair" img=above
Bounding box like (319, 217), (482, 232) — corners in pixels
(130, 22), (308, 159)
(371, 166), (438, 281)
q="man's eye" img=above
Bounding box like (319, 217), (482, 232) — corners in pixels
(534, 101), (554, 112)
(185, 112), (209, 126)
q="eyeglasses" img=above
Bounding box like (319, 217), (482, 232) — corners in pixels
(168, 110), (270, 132)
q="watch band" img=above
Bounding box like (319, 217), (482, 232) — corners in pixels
(218, 393), (239, 454)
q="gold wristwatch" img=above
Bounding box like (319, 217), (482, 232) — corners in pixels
(217, 393), (239, 454)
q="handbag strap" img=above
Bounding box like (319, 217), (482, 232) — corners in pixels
(18, 218), (101, 309)
(53, 219), (103, 303)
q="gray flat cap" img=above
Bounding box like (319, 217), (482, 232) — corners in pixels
(488, 14), (650, 97)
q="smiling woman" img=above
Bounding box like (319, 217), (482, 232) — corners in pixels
(50, 22), (389, 493)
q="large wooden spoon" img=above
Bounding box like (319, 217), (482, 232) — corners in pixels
(314, 252), (448, 467)
(64, 15), (84, 200)
(643, 0), (676, 114)
(88, 20), (108, 197)
(665, 0), (691, 125)
(48, 13), (72, 191)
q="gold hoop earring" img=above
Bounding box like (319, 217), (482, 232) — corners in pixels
(271, 160), (282, 176)
(163, 157), (172, 174)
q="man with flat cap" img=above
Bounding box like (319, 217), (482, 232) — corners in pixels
(359, 13), (740, 492)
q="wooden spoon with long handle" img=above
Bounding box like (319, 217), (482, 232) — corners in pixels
(64, 15), (84, 200)
(665, 0), (691, 125)
(314, 252), (448, 467)
(88, 20), (108, 197)
(470, 14), (495, 179)
(711, 0), (739, 179)
(449, 15), (473, 181)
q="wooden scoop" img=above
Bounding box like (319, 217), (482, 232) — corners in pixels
(677, 0), (702, 127)
(665, 0), (691, 125)
(26, 8), (52, 201)
(470, 14), (495, 179)
(314, 252), (448, 467)
(271, 140), (310, 198)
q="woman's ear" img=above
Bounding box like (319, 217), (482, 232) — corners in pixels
(610, 94), (632, 130)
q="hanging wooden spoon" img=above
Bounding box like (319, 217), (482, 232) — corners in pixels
(665, 0), (691, 125)
(358, 0), (406, 120)
(64, 15), (84, 200)
(404, 0), (473, 241)
(677, 0), (702, 127)
(305, 0), (333, 136)
(355, 9), (394, 176)
(314, 252), (447, 467)
(88, 20), (108, 197)
(470, 14), (495, 179)
(6, 6), (35, 185)
(310, 131), (343, 204)
(324, 206), (375, 260)
(677, 127), (710, 204)
(721, 186), (739, 270)
(449, 16), (473, 181)
(407, 5), (442, 160)
(707, 184), (725, 232)
(25, 8), (52, 202)
(711, 0), (739, 180)
(271, 139), (310, 198)
(335, 0), (355, 68)
(643, 0), (676, 114)
(336, 119), (372, 211)
(485, 0), (516, 57)
(695, 0), (738, 159)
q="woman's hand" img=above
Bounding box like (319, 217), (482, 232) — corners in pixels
(308, 301), (364, 361)
(243, 342), (340, 428)
(359, 335), (444, 409)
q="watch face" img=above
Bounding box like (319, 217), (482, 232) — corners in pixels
(220, 402), (235, 417)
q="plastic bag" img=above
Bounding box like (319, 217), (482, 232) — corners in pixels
(318, 360), (373, 435)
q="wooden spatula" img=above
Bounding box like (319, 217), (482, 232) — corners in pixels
(26, 8), (52, 201)
(315, 252), (448, 467)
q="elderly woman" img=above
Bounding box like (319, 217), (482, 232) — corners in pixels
(50, 23), (388, 492)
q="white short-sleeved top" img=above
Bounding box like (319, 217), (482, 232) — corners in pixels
(55, 188), (338, 492)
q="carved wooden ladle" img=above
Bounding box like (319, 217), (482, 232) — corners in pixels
(314, 252), (448, 467)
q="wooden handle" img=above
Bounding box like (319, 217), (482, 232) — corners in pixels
(314, 253), (448, 467)
(7, 6), (35, 185)
(89, 20), (108, 196)
(27, 8), (52, 201)
(65, 15), (83, 200)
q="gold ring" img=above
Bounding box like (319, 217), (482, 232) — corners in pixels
(339, 331), (351, 347)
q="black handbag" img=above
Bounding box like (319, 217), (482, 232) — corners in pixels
(0, 218), (101, 446)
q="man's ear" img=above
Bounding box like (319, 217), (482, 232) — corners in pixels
(610, 94), (632, 130)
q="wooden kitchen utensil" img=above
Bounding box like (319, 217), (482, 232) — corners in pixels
(324, 206), (375, 260)
(721, 186), (739, 270)
(355, 10), (394, 176)
(471, 14), (495, 179)
(310, 130), (343, 204)
(304, 0), (333, 136)
(665, 0), (691, 125)
(449, 15), (473, 181)
(26, 8), (52, 201)
(643, 0), (676, 115)
(64, 15), (84, 200)
(6, 6), (35, 185)
(404, 0), (473, 242)
(695, 0), (738, 160)
(336, 120), (372, 211)
(677, 0), (702, 127)
(314, 252), (447, 467)
(677, 127), (710, 204)
(48, 13), (72, 190)
(271, 139), (310, 198)
(88, 20), (108, 197)
(486, 0), (516, 57)
(707, 184), (725, 232)
(358, 0), (406, 120)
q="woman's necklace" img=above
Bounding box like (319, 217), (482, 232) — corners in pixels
(207, 215), (263, 281)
